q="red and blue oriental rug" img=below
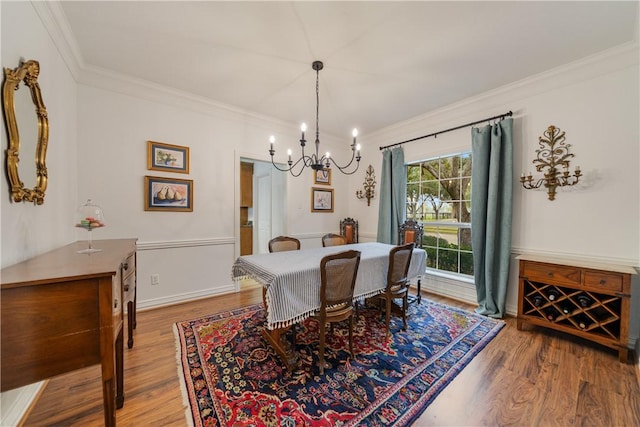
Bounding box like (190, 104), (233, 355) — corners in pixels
(174, 300), (503, 426)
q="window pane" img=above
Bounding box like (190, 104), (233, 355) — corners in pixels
(437, 248), (459, 273)
(407, 164), (421, 183)
(406, 151), (473, 278)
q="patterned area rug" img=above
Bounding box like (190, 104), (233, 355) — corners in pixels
(174, 300), (504, 426)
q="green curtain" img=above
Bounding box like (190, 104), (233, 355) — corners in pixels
(376, 147), (406, 244)
(471, 119), (513, 318)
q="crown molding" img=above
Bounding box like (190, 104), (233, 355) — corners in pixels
(368, 41), (639, 146)
(31, 1), (83, 80)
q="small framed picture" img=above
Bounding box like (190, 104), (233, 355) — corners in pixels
(144, 176), (193, 212)
(311, 187), (334, 213)
(314, 168), (331, 185)
(147, 141), (190, 174)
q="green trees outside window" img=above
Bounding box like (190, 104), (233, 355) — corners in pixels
(406, 152), (473, 276)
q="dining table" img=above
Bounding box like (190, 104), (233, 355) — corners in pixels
(232, 242), (427, 370)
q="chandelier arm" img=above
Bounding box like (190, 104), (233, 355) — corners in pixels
(270, 158), (292, 172)
(327, 146), (361, 171)
(327, 155), (360, 175)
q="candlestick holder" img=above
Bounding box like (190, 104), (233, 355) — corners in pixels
(356, 165), (376, 206)
(520, 125), (582, 201)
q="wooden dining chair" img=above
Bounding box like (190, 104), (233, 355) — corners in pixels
(339, 218), (359, 244)
(377, 243), (415, 338)
(310, 249), (361, 374)
(322, 233), (346, 247)
(268, 236), (301, 253)
(398, 219), (423, 248)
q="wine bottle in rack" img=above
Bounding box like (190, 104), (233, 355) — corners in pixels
(532, 295), (544, 307)
(545, 307), (560, 321)
(546, 288), (560, 301)
(576, 315), (592, 330)
(576, 294), (593, 308)
(560, 304), (572, 315)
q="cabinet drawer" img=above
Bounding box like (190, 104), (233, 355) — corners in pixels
(522, 262), (582, 286)
(584, 271), (622, 292)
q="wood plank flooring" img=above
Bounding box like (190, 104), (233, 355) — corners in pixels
(22, 288), (640, 426)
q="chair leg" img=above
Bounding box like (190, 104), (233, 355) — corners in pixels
(319, 321), (326, 375)
(290, 323), (296, 347)
(348, 316), (354, 358)
(385, 297), (392, 338)
(402, 294), (408, 331)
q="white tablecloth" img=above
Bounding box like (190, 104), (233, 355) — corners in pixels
(232, 242), (427, 329)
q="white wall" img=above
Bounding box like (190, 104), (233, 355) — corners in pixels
(361, 43), (639, 348)
(1, 2), (78, 267)
(74, 75), (355, 308)
(0, 2), (80, 424)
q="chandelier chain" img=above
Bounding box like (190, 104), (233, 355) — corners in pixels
(315, 67), (320, 144)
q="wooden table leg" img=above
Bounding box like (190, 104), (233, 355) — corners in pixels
(127, 301), (135, 349)
(101, 328), (121, 427)
(261, 326), (298, 371)
(115, 327), (125, 409)
(618, 347), (629, 363)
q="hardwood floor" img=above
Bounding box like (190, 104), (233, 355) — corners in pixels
(23, 288), (640, 426)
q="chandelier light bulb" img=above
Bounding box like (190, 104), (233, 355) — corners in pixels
(300, 123), (307, 141)
(352, 128), (358, 137)
(326, 152), (330, 159)
(269, 135), (275, 151)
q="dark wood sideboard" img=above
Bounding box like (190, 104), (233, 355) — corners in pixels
(1, 238), (137, 427)
(516, 253), (635, 362)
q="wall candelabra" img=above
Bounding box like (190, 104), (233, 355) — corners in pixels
(520, 125), (581, 201)
(356, 165), (376, 206)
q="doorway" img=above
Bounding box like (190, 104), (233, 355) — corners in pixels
(239, 158), (286, 256)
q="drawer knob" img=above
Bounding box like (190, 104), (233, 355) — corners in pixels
(114, 299), (118, 309)
(599, 279), (606, 285)
(123, 262), (129, 271)
(547, 272), (553, 277)
(124, 285), (129, 291)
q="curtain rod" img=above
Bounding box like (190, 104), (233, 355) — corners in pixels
(379, 110), (513, 150)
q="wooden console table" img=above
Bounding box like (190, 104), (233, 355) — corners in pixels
(1, 238), (137, 427)
(517, 254), (636, 362)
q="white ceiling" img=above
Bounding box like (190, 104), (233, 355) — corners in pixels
(59, 1), (638, 137)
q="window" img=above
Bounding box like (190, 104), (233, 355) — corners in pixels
(406, 152), (473, 276)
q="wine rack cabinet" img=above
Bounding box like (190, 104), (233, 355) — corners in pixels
(516, 254), (635, 362)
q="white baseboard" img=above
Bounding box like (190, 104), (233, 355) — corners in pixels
(137, 284), (237, 311)
(0, 382), (46, 427)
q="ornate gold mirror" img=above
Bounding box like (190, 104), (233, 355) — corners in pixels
(2, 59), (49, 204)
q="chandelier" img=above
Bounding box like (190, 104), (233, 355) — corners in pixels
(269, 61), (361, 176)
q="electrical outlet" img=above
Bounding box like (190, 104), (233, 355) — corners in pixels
(151, 274), (160, 285)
